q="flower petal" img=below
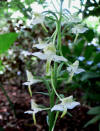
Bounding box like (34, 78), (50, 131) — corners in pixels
(72, 25), (88, 34)
(67, 60), (79, 73)
(24, 110), (33, 114)
(75, 68), (85, 74)
(51, 104), (64, 112)
(32, 52), (47, 60)
(23, 80), (41, 85)
(21, 50), (32, 56)
(33, 44), (48, 49)
(52, 55), (67, 62)
(26, 70), (33, 82)
(65, 101), (80, 109)
(32, 18), (43, 25)
(23, 81), (33, 86)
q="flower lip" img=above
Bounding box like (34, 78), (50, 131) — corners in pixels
(67, 60), (85, 74)
(23, 70), (41, 86)
(51, 96), (80, 112)
(60, 95), (73, 103)
(24, 99), (49, 114)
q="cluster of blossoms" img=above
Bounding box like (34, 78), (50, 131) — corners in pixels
(23, 46), (84, 124)
(25, 96), (80, 124)
(22, 8), (87, 127)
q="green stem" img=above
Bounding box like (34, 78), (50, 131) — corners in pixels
(57, 0), (63, 56)
(32, 113), (36, 125)
(49, 1), (64, 130)
(41, 23), (48, 33)
(49, 88), (55, 131)
(42, 77), (51, 96)
(49, 62), (61, 131)
(53, 23), (57, 45)
(51, 67), (61, 100)
(74, 33), (79, 43)
(28, 85), (32, 97)
(48, 63), (57, 131)
(52, 111), (59, 131)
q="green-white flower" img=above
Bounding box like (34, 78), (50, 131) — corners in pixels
(51, 96), (80, 118)
(67, 60), (85, 83)
(31, 12), (48, 32)
(33, 38), (48, 50)
(25, 99), (43, 114)
(23, 70), (41, 86)
(32, 12), (45, 25)
(25, 99), (47, 124)
(33, 42), (67, 62)
(67, 60), (85, 74)
(72, 24), (88, 34)
(23, 70), (41, 96)
(33, 42), (67, 75)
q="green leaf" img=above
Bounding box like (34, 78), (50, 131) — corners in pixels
(57, 63), (64, 77)
(81, 72), (100, 81)
(88, 107), (100, 115)
(84, 29), (94, 42)
(62, 45), (71, 56)
(94, 53), (100, 64)
(33, 92), (49, 96)
(25, 0), (35, 5)
(84, 115), (100, 127)
(0, 33), (18, 54)
(84, 45), (96, 60)
(86, 93), (100, 101)
(74, 40), (85, 56)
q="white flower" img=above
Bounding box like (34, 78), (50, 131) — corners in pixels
(32, 43), (67, 63)
(25, 99), (49, 124)
(33, 38), (48, 50)
(33, 44), (48, 50)
(25, 99), (43, 114)
(32, 12), (45, 25)
(33, 42), (67, 75)
(23, 70), (41, 86)
(72, 25), (88, 34)
(32, 52), (47, 60)
(67, 60), (85, 75)
(51, 96), (80, 117)
(21, 50), (32, 57)
(72, 24), (88, 34)
(32, 52), (67, 62)
(67, 60), (85, 83)
(70, 15), (81, 23)
(24, 99), (46, 124)
(26, 12), (48, 32)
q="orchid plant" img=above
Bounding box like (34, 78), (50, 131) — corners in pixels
(23, 0), (87, 130)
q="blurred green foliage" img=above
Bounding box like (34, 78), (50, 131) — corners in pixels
(84, 106), (100, 128)
(0, 33), (18, 54)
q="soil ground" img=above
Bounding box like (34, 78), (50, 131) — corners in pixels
(0, 83), (98, 131)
